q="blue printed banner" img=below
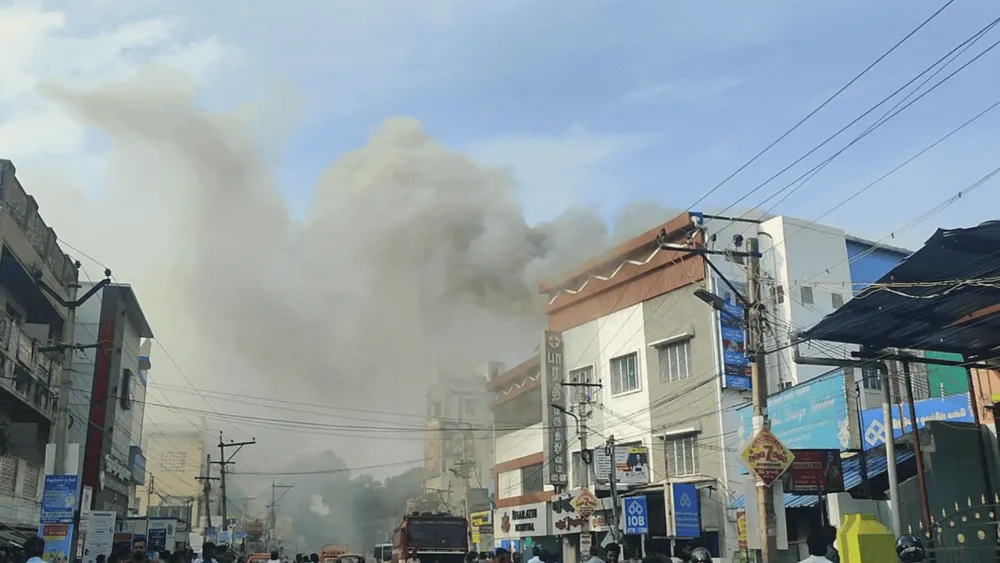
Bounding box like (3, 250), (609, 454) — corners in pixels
(737, 371), (850, 452)
(669, 483), (701, 538)
(713, 276), (751, 390)
(41, 474), (78, 524)
(860, 394), (974, 448)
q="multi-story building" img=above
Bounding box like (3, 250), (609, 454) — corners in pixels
(423, 363), (497, 519)
(0, 160), (80, 532)
(68, 282), (154, 516)
(534, 211), (945, 559)
(135, 424), (206, 526)
(487, 355), (555, 556)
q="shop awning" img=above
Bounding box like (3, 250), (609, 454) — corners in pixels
(728, 449), (916, 510)
(802, 221), (1000, 357)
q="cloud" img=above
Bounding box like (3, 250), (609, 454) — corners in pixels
(0, 1), (237, 186)
(467, 123), (656, 223)
(617, 77), (748, 106)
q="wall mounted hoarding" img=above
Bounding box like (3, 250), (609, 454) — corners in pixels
(540, 330), (568, 487)
(736, 371), (850, 453)
(859, 394), (974, 448)
(712, 275), (751, 390)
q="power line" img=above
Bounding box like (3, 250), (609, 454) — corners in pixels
(683, 0), (956, 212)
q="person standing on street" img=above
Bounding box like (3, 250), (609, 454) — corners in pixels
(24, 536), (44, 563)
(584, 546), (603, 563)
(267, 552), (281, 563)
(798, 530), (835, 563)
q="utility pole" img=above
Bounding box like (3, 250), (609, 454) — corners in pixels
(606, 435), (621, 544)
(196, 454), (220, 529)
(561, 376), (600, 550)
(47, 269), (111, 475)
(195, 454), (219, 528)
(268, 479), (294, 544)
(747, 237), (778, 562)
(213, 432), (256, 532)
(902, 360), (932, 532)
(145, 474), (155, 545)
(881, 366), (901, 536)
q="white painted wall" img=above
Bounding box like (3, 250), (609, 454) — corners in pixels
(495, 423), (543, 465)
(597, 303), (652, 444)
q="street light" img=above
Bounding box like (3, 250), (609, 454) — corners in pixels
(693, 288), (727, 311)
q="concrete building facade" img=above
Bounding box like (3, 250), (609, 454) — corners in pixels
(423, 364), (497, 519)
(69, 282), (154, 516)
(0, 160), (80, 531)
(135, 425), (205, 527)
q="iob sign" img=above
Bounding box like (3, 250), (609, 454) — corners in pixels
(623, 496), (648, 535)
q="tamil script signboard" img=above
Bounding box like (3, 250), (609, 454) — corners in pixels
(781, 449), (845, 493)
(741, 429), (794, 487)
(712, 275), (750, 390)
(736, 371), (850, 453)
(540, 330), (568, 486)
(860, 394), (974, 448)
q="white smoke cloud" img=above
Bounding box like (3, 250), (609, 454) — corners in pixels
(26, 65), (679, 470)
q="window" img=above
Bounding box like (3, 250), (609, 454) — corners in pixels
(658, 340), (692, 383)
(120, 369), (133, 410)
(861, 364), (882, 390)
(610, 353), (639, 394)
(664, 434), (699, 477)
(771, 285), (785, 304)
(520, 463), (544, 494)
(831, 293), (844, 309)
(800, 286), (814, 305)
(568, 366), (595, 404)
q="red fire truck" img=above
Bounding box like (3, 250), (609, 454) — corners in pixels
(392, 512), (468, 563)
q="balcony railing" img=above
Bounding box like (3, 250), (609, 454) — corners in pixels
(0, 314), (58, 417)
(0, 160), (78, 288)
(0, 455), (42, 527)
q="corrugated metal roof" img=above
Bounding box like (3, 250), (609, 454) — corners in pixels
(803, 221), (1000, 356)
(728, 449), (916, 510)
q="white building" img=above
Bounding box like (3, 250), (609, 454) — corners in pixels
(67, 282), (153, 516)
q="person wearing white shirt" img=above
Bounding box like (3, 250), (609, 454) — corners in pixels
(268, 551), (282, 563)
(583, 545), (603, 563)
(526, 547), (543, 563)
(799, 530), (835, 563)
(24, 535), (45, 563)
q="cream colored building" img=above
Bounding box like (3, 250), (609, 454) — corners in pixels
(135, 425), (207, 525)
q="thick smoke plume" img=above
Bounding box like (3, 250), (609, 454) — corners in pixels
(29, 66), (677, 468)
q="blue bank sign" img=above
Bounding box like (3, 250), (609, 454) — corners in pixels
(860, 394), (974, 448)
(737, 371), (850, 451)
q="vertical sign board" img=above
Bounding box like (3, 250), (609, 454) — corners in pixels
(82, 511), (117, 563)
(623, 496), (649, 535)
(41, 475), (79, 524)
(712, 275), (751, 390)
(541, 330), (568, 487)
(668, 483), (701, 539)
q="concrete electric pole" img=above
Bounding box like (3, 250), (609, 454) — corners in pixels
(214, 432), (256, 532)
(268, 479), (294, 544)
(196, 454), (220, 529)
(747, 237), (778, 562)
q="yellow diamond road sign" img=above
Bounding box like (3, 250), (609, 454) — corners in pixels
(741, 428), (794, 487)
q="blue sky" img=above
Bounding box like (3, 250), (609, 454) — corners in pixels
(4, 0), (1000, 243)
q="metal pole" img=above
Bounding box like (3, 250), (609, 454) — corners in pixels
(747, 237), (778, 561)
(220, 435), (229, 532)
(607, 435), (620, 544)
(902, 361), (932, 531)
(880, 367), (901, 537)
(146, 474), (154, 550)
(853, 382), (870, 498)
